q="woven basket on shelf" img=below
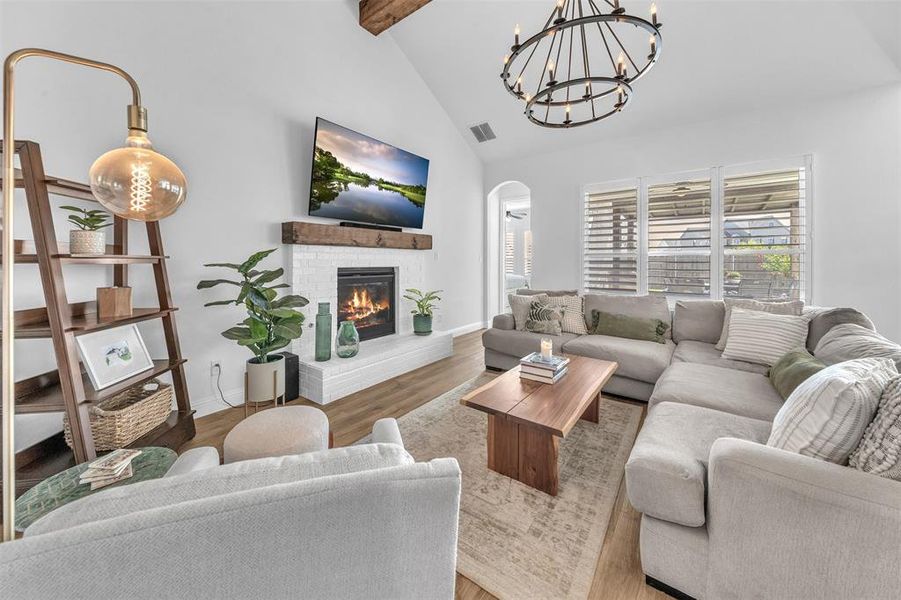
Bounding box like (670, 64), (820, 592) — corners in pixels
(64, 379), (173, 451)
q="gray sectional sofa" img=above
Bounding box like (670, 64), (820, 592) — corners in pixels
(484, 294), (901, 600)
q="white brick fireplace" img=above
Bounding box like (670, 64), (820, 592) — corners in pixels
(289, 243), (452, 404)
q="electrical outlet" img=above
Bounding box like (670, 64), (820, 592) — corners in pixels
(210, 361), (221, 376)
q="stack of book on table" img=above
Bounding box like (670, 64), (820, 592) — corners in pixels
(519, 352), (570, 384)
(79, 448), (142, 490)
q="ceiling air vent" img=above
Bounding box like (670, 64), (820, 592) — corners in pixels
(469, 122), (497, 143)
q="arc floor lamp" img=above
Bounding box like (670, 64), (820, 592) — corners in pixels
(3, 48), (187, 541)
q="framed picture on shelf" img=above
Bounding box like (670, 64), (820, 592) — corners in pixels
(76, 324), (154, 390)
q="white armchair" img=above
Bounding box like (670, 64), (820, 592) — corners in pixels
(0, 419), (462, 600)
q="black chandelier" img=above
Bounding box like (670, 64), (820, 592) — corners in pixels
(501, 0), (663, 128)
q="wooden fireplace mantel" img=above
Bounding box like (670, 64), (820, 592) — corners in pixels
(281, 221), (433, 250)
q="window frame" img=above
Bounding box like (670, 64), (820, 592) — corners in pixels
(580, 155), (814, 302)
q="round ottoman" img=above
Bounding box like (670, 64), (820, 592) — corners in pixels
(223, 406), (330, 464)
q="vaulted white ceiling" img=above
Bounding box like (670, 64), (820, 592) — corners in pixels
(389, 0), (901, 163)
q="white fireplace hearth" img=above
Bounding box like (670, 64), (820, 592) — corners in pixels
(289, 243), (452, 404)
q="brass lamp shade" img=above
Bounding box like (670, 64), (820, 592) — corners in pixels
(89, 129), (187, 221)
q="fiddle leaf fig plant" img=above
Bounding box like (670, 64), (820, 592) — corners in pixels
(403, 288), (442, 317)
(197, 248), (309, 364)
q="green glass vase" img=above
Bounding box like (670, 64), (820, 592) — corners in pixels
(315, 302), (332, 362)
(335, 320), (360, 358)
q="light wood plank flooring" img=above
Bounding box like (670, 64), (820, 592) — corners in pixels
(183, 330), (667, 600)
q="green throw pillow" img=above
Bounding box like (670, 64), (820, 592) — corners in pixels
(525, 301), (563, 335)
(590, 310), (669, 344)
(769, 348), (827, 400)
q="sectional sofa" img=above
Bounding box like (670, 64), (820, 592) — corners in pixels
(483, 293), (901, 600)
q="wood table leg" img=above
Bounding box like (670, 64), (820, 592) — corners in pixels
(487, 414), (519, 479)
(518, 426), (560, 496)
(580, 392), (600, 424)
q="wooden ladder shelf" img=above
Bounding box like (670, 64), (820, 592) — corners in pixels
(0, 139), (195, 497)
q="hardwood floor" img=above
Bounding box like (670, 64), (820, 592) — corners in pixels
(183, 330), (667, 600)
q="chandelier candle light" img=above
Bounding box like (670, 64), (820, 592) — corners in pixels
(501, 0), (663, 128)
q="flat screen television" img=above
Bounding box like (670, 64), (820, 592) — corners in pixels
(307, 117), (429, 229)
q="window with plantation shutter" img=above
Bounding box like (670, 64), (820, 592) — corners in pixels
(647, 179), (712, 297)
(583, 187), (639, 293)
(722, 168), (807, 300)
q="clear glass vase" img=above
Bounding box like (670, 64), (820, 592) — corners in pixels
(335, 320), (360, 358)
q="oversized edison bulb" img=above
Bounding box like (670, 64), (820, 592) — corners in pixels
(89, 130), (186, 221)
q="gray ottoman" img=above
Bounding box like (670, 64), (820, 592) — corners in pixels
(223, 406), (331, 464)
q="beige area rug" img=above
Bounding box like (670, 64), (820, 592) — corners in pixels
(388, 374), (642, 600)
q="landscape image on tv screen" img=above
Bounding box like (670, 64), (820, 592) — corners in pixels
(308, 118), (429, 229)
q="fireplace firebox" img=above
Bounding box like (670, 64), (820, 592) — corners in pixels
(337, 267), (396, 342)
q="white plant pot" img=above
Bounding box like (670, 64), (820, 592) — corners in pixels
(69, 229), (105, 256)
(246, 354), (286, 403)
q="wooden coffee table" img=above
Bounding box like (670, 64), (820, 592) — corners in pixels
(461, 355), (617, 495)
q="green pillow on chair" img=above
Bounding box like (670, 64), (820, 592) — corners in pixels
(769, 348), (827, 400)
(590, 310), (670, 344)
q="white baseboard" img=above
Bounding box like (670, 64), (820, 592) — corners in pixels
(447, 320), (490, 337)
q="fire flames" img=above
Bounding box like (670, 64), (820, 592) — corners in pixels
(342, 287), (389, 323)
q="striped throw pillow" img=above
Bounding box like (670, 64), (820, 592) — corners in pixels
(721, 309), (810, 367)
(814, 323), (901, 370)
(546, 295), (588, 335)
(768, 358), (898, 464)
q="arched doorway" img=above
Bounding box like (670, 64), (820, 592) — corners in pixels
(486, 181), (532, 317)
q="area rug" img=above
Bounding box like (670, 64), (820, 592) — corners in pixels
(383, 374), (642, 600)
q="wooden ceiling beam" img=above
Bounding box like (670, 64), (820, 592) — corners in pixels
(359, 0), (432, 35)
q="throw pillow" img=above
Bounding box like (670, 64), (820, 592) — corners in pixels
(525, 301), (563, 335)
(769, 348), (827, 400)
(508, 293), (548, 331)
(767, 357), (898, 464)
(814, 323), (901, 371)
(583, 294), (672, 339)
(547, 295), (588, 335)
(721, 309), (810, 367)
(517, 288), (578, 297)
(805, 307), (874, 351)
(849, 376), (901, 481)
(715, 298), (804, 351)
(590, 309), (670, 344)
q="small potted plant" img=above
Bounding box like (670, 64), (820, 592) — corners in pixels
(198, 249), (309, 405)
(403, 288), (441, 336)
(61, 205), (112, 256)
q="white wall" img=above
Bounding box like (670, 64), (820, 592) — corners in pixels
(485, 84), (901, 342)
(1, 1), (484, 447)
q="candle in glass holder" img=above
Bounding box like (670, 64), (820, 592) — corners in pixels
(540, 338), (553, 360)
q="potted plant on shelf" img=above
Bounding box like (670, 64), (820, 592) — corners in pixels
(61, 205), (111, 256)
(197, 249), (308, 405)
(403, 288), (441, 336)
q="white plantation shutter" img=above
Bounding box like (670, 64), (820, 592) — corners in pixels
(583, 187), (639, 293)
(722, 168), (807, 300)
(647, 179), (712, 297)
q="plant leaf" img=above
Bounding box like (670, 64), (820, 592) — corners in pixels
(246, 287), (270, 309)
(203, 299), (236, 307)
(271, 294), (309, 309)
(253, 268), (284, 285)
(203, 262), (242, 270)
(196, 279), (241, 289)
(273, 320), (303, 339)
(221, 326), (253, 341)
(238, 248), (277, 274)
(268, 307), (301, 319)
(245, 317), (268, 339)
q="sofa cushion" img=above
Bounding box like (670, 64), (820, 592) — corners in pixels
(27, 444), (414, 536)
(562, 334), (675, 383)
(524, 300), (563, 335)
(482, 328), (578, 359)
(671, 340), (769, 375)
(546, 295), (588, 334)
(849, 375), (901, 481)
(583, 294), (672, 339)
(806, 307), (874, 351)
(769, 348), (826, 400)
(516, 288), (578, 297)
(492, 313), (515, 331)
(650, 362), (785, 421)
(626, 401), (771, 526)
(672, 300), (725, 344)
(715, 298), (804, 350)
(815, 323), (901, 371)
(588, 309), (670, 344)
